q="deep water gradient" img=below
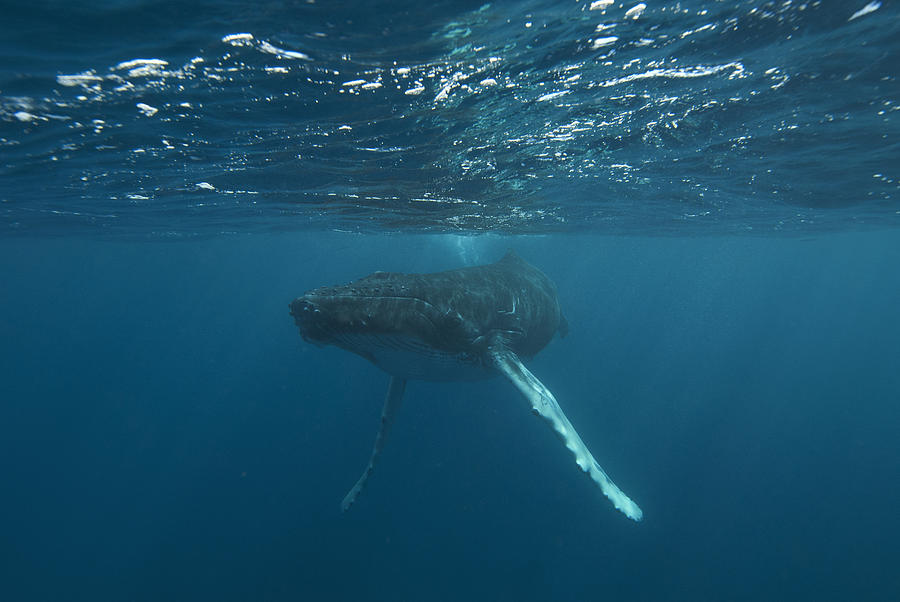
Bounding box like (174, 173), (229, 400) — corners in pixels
(1, 233), (898, 601)
(2, 0), (899, 599)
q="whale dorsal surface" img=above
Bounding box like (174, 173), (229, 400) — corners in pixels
(290, 251), (642, 521)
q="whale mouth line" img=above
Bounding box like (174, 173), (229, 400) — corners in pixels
(303, 292), (439, 312)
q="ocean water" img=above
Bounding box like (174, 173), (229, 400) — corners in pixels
(1, 1), (899, 601)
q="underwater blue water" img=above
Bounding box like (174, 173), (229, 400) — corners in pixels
(1, 1), (900, 601)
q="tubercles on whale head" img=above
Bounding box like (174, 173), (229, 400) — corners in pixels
(289, 297), (331, 346)
(290, 288), (379, 348)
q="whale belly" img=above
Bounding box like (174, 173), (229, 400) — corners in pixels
(330, 332), (492, 381)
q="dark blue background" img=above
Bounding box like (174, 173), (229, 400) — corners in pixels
(2, 233), (898, 601)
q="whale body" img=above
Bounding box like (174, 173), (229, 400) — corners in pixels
(290, 251), (642, 521)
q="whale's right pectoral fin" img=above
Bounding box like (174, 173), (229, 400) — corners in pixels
(341, 376), (407, 512)
(490, 349), (643, 522)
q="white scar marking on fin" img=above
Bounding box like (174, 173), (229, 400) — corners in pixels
(490, 349), (643, 521)
(341, 376), (407, 511)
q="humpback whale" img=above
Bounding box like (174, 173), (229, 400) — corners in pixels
(289, 251), (642, 521)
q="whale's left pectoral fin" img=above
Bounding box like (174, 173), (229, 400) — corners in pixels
(490, 349), (643, 521)
(341, 376), (407, 512)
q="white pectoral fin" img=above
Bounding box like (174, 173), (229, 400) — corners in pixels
(490, 350), (643, 522)
(341, 376), (407, 512)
